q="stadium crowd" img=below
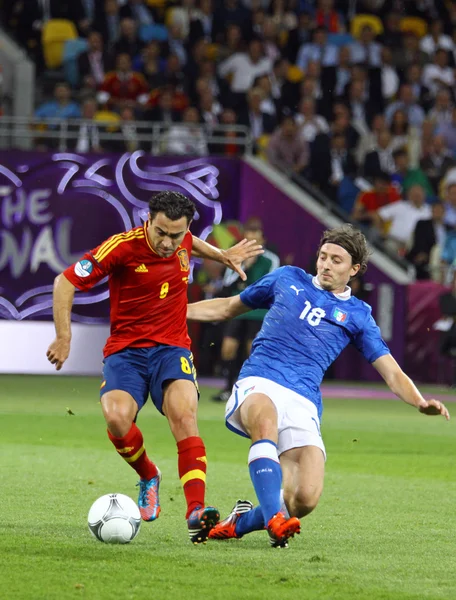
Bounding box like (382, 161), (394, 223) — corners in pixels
(3, 0), (456, 281)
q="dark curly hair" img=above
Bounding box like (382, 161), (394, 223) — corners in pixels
(317, 224), (371, 277)
(148, 191), (196, 224)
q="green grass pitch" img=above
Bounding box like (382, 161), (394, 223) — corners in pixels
(0, 375), (454, 600)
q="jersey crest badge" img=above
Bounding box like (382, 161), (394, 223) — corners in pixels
(177, 248), (190, 271)
(333, 308), (348, 323)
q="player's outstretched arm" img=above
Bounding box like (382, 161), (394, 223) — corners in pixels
(192, 236), (263, 281)
(46, 274), (76, 371)
(187, 295), (251, 322)
(372, 354), (450, 420)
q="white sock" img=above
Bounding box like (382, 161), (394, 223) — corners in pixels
(280, 489), (290, 518)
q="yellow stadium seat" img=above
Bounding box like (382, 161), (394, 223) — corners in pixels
(94, 110), (120, 132)
(350, 14), (384, 39)
(257, 134), (271, 160)
(287, 65), (304, 83)
(399, 17), (427, 38)
(42, 19), (78, 69)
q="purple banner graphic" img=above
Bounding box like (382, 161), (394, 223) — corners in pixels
(0, 151), (240, 322)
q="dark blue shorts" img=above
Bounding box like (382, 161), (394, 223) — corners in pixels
(100, 346), (198, 414)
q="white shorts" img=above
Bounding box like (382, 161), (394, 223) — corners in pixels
(225, 376), (326, 459)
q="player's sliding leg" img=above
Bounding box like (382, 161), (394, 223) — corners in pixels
(280, 445), (325, 519)
(163, 379), (220, 544)
(211, 393), (300, 547)
(101, 390), (161, 522)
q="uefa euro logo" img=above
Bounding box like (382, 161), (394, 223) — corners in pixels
(0, 151), (224, 321)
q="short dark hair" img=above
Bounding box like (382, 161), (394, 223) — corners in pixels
(317, 224), (371, 277)
(148, 191), (196, 224)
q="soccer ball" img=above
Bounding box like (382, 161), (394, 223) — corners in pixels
(88, 493), (141, 544)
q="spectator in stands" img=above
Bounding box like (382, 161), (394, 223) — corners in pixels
(315, 0), (345, 33)
(97, 0), (121, 50)
(166, 106), (208, 155)
(254, 74), (279, 117)
(373, 184), (432, 256)
(407, 202), (446, 280)
(350, 24), (382, 67)
(419, 19), (454, 56)
(395, 30), (428, 72)
(420, 135), (455, 194)
(311, 131), (357, 202)
(428, 88), (453, 127)
(330, 103), (360, 151)
(35, 82), (81, 120)
(356, 113), (386, 166)
(188, 0), (215, 45)
(294, 96), (329, 143)
(385, 84), (426, 128)
(72, 96), (103, 153)
(443, 182), (456, 228)
(422, 48), (454, 97)
(115, 106), (143, 153)
(165, 23), (188, 67)
(391, 147), (434, 198)
(351, 171), (401, 229)
(320, 44), (352, 102)
(216, 24), (244, 62)
(239, 87), (276, 149)
(145, 87), (180, 124)
(78, 31), (111, 88)
(380, 47), (400, 102)
(98, 53), (149, 112)
(436, 106), (456, 155)
(218, 38), (273, 109)
(296, 26), (338, 71)
(266, 114), (309, 174)
(113, 18), (144, 58)
(404, 63), (432, 112)
(133, 41), (163, 89)
(213, 108), (244, 156)
(363, 129), (395, 178)
(285, 10), (313, 63)
(119, 0), (156, 27)
(212, 0), (251, 43)
(198, 89), (222, 134)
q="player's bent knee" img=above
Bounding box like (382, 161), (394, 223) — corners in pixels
(291, 489), (321, 518)
(101, 391), (137, 436)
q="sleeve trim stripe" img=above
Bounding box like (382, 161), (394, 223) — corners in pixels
(94, 230), (144, 262)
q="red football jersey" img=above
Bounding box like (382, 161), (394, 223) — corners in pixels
(63, 223), (192, 358)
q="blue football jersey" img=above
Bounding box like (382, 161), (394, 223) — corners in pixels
(239, 266), (390, 418)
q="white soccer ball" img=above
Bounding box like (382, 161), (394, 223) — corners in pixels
(88, 493), (141, 544)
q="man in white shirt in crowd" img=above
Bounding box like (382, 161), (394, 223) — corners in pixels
(218, 38), (272, 105)
(374, 184), (432, 256)
(166, 106), (208, 156)
(422, 48), (454, 97)
(294, 97), (329, 143)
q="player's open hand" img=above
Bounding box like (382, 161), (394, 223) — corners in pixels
(222, 238), (264, 281)
(418, 399), (450, 420)
(46, 338), (70, 371)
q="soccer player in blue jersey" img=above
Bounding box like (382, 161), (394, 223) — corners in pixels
(187, 224), (450, 548)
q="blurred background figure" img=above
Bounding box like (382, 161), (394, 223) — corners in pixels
(212, 217), (280, 402)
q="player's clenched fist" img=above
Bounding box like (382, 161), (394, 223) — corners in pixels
(46, 338), (70, 371)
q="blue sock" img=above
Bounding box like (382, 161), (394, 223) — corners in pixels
(235, 506), (265, 537)
(247, 439), (282, 526)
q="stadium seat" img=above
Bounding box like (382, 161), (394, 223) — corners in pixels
(327, 33), (354, 47)
(42, 20), (78, 70)
(399, 17), (427, 38)
(138, 23), (169, 43)
(95, 110), (120, 132)
(350, 14), (384, 39)
(256, 134), (271, 160)
(63, 38), (88, 87)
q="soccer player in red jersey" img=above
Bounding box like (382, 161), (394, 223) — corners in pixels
(46, 191), (263, 544)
